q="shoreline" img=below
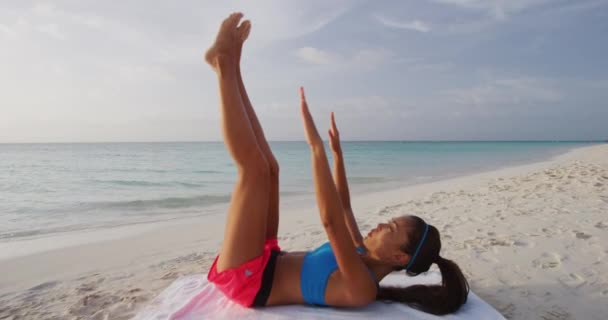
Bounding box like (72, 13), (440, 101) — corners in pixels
(0, 144), (601, 288)
(0, 142), (595, 261)
(1, 143), (606, 319)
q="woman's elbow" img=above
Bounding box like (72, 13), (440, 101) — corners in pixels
(321, 217), (336, 231)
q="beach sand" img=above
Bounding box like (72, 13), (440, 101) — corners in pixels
(1, 144), (606, 320)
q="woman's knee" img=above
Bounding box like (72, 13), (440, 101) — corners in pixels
(238, 151), (271, 177)
(268, 158), (279, 177)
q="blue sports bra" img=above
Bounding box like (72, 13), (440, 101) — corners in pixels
(300, 242), (377, 306)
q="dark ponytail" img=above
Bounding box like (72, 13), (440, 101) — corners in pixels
(376, 216), (469, 315)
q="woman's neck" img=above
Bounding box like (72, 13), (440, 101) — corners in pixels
(361, 254), (396, 283)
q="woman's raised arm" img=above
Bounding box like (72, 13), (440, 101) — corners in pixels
(328, 112), (364, 247)
(299, 87), (376, 305)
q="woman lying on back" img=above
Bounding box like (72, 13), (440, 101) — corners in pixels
(203, 12), (469, 315)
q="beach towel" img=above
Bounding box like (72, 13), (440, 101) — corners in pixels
(134, 271), (505, 319)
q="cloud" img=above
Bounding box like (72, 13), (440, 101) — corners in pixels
(552, 0), (608, 13)
(330, 96), (397, 114)
(0, 0), (364, 143)
(37, 23), (66, 40)
(0, 23), (17, 38)
(350, 48), (394, 69)
(1, 1), (607, 142)
(427, 0), (608, 35)
(294, 47), (339, 65)
(32, 2), (58, 16)
(432, 0), (552, 21)
(441, 76), (562, 112)
(294, 46), (393, 71)
(374, 14), (431, 32)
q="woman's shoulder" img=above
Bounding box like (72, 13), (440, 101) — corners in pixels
(326, 270), (378, 307)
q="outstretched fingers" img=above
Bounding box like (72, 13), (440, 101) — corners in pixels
(328, 111), (343, 154)
(299, 87), (311, 120)
(299, 87), (322, 147)
(331, 112), (337, 129)
(330, 112), (340, 137)
(300, 86), (307, 105)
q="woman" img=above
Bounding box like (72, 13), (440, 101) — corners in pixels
(204, 13), (469, 315)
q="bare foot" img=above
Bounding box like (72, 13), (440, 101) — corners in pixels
(204, 12), (245, 70)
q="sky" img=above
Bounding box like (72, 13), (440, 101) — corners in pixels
(1, 0), (607, 143)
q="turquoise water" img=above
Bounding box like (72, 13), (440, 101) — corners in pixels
(0, 141), (596, 241)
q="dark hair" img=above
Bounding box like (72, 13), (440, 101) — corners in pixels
(376, 215), (469, 315)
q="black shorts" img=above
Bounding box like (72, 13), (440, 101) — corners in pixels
(252, 249), (281, 307)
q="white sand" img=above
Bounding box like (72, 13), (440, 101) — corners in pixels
(1, 144), (607, 320)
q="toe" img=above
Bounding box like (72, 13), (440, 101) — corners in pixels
(238, 20), (251, 40)
(221, 12), (242, 27)
(228, 12), (244, 28)
(221, 13), (234, 26)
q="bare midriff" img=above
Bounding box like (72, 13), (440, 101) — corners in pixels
(265, 252), (306, 306)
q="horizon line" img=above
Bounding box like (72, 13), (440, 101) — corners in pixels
(0, 140), (606, 145)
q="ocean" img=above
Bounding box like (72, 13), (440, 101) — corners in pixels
(0, 141), (595, 243)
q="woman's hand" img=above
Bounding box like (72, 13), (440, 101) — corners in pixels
(299, 87), (323, 150)
(328, 112), (342, 155)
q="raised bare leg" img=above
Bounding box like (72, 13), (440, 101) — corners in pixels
(235, 21), (281, 240)
(205, 12), (270, 272)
